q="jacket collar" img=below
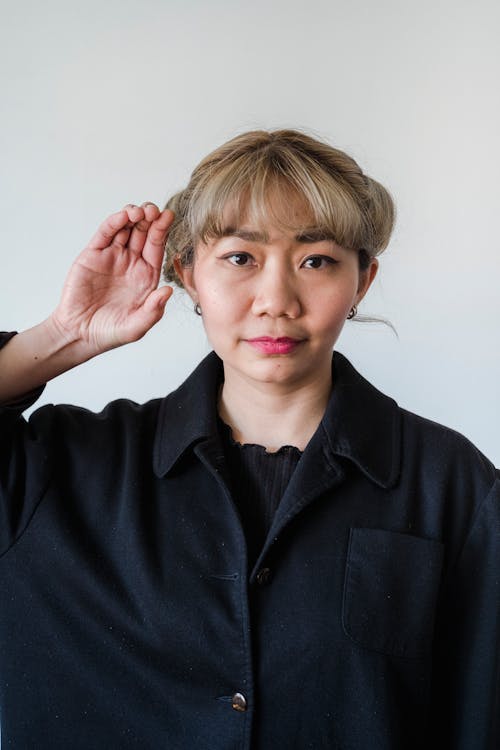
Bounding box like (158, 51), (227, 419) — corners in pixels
(321, 351), (401, 488)
(153, 350), (401, 488)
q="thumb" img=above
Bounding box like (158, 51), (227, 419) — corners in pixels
(145, 285), (174, 315)
(119, 286), (175, 344)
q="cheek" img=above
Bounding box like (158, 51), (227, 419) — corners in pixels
(196, 292), (245, 344)
(307, 286), (356, 325)
(198, 278), (248, 318)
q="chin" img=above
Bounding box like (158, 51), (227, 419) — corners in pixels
(245, 359), (313, 385)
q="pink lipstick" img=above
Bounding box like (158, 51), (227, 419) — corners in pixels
(246, 337), (303, 355)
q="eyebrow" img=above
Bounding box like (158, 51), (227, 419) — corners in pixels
(219, 227), (338, 244)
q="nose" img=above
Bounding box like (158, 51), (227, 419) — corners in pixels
(251, 265), (302, 319)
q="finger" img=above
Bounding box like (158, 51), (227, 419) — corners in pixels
(142, 210), (176, 270)
(111, 226), (132, 247)
(87, 209), (133, 251)
(142, 202), (160, 222)
(127, 203), (159, 254)
(123, 203), (145, 225)
(127, 220), (150, 255)
(87, 205), (144, 251)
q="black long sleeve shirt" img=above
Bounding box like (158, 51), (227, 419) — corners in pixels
(1, 334), (499, 749)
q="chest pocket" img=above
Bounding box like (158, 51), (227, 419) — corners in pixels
(342, 528), (444, 658)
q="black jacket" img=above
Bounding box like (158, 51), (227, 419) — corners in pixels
(1, 344), (499, 749)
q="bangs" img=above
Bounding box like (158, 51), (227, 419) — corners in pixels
(163, 129), (395, 287)
(187, 150), (369, 252)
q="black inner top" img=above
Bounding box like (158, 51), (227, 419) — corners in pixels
(217, 416), (303, 570)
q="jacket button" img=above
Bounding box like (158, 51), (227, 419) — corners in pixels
(256, 567), (272, 586)
(231, 692), (247, 712)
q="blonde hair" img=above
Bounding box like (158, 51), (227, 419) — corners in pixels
(163, 129), (396, 286)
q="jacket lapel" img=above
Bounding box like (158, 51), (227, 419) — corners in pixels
(153, 351), (401, 557)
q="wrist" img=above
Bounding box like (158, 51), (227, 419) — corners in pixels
(43, 314), (101, 363)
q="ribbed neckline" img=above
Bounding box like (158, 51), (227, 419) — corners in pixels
(217, 416), (303, 458)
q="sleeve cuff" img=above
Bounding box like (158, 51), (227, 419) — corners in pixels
(0, 331), (46, 410)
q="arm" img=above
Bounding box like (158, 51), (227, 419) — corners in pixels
(430, 476), (500, 748)
(0, 203), (175, 403)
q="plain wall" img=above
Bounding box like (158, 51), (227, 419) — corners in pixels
(1, 0), (499, 463)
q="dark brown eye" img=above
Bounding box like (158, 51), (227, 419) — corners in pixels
(226, 253), (252, 266)
(302, 256), (336, 269)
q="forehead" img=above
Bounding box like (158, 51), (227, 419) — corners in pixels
(218, 188), (318, 238)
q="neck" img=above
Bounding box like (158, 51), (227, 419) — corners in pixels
(218, 365), (333, 452)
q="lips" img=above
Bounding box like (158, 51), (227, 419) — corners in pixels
(245, 336), (304, 355)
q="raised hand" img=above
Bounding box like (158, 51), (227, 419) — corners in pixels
(50, 203), (175, 355)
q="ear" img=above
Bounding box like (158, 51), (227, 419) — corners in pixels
(355, 258), (379, 305)
(173, 255), (198, 303)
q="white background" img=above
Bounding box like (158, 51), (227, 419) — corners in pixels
(0, 0), (498, 464)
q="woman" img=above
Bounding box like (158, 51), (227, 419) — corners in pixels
(0, 130), (498, 749)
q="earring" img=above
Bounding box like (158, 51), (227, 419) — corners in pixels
(194, 303), (202, 316)
(347, 305), (357, 320)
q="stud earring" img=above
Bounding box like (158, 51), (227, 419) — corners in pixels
(347, 305), (357, 320)
(194, 303), (202, 316)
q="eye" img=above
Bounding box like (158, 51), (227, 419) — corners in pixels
(223, 252), (254, 266)
(302, 255), (337, 270)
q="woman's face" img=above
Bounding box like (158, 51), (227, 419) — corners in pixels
(175, 198), (378, 393)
